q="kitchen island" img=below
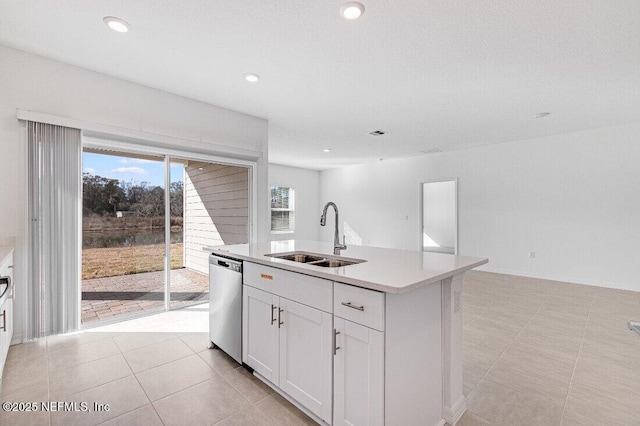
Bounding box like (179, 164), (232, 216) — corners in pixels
(205, 240), (487, 426)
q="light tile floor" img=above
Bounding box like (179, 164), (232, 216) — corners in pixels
(0, 303), (315, 426)
(2, 271), (639, 425)
(460, 271), (640, 426)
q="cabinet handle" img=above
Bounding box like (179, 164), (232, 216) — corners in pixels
(278, 308), (284, 328)
(0, 310), (5, 332)
(341, 301), (364, 311)
(270, 304), (277, 325)
(333, 329), (341, 355)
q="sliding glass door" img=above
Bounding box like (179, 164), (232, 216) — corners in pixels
(81, 150), (167, 324)
(80, 147), (250, 326)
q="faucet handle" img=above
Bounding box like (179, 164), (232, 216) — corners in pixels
(341, 235), (347, 250)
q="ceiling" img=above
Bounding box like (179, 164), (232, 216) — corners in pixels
(1, 1), (640, 170)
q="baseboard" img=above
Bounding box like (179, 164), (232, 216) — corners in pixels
(443, 396), (466, 426)
(476, 265), (638, 293)
(10, 333), (23, 345)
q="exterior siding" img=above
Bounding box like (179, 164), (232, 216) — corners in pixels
(184, 162), (249, 274)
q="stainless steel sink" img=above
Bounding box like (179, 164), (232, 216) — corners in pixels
(265, 251), (366, 268)
(310, 259), (361, 268)
(270, 253), (326, 263)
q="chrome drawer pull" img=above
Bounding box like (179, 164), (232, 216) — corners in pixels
(341, 301), (364, 311)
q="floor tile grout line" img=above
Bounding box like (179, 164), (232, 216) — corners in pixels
(47, 343), (122, 373)
(124, 344), (198, 375)
(559, 294), (596, 425)
(130, 372), (167, 426)
(46, 337), (120, 375)
(48, 349), (135, 401)
(467, 305), (542, 397)
(110, 346), (168, 426)
(113, 333), (179, 355)
(218, 366), (273, 406)
(134, 369), (220, 404)
(46, 333), (116, 355)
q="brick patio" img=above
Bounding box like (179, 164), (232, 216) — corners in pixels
(81, 268), (208, 324)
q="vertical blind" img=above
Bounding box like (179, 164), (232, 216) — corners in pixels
(27, 121), (82, 339)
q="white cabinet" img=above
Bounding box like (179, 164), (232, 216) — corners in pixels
(279, 298), (333, 423)
(243, 285), (279, 384)
(243, 284), (333, 424)
(334, 317), (384, 426)
(0, 249), (14, 398)
(242, 262), (444, 426)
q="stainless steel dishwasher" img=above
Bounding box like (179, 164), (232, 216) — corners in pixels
(209, 254), (242, 364)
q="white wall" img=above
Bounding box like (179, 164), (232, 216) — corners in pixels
(0, 44), (269, 342)
(269, 164), (321, 241)
(320, 123), (640, 291)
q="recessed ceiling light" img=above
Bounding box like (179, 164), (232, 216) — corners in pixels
(340, 2), (365, 20)
(535, 112), (551, 118)
(243, 73), (260, 83)
(103, 16), (130, 33)
(323, 149), (332, 152)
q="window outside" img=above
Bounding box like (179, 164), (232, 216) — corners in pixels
(271, 186), (295, 232)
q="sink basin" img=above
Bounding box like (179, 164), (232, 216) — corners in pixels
(269, 253), (325, 263)
(310, 259), (362, 268)
(265, 251), (366, 268)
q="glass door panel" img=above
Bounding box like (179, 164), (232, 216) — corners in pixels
(81, 149), (166, 325)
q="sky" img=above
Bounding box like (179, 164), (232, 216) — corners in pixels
(82, 152), (183, 186)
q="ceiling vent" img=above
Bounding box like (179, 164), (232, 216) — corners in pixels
(368, 130), (387, 136)
(420, 148), (442, 154)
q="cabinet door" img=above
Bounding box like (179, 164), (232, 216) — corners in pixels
(243, 285), (279, 384)
(279, 298), (333, 424)
(6, 297), (12, 342)
(334, 318), (384, 426)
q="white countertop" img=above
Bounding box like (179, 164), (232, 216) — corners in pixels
(0, 246), (14, 268)
(204, 240), (487, 294)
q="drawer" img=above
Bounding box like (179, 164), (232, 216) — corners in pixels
(243, 262), (332, 313)
(334, 283), (385, 331)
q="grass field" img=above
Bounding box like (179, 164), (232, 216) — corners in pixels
(82, 243), (184, 280)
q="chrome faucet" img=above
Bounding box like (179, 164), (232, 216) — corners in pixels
(320, 202), (347, 255)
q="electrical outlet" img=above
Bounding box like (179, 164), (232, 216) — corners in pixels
(530, 251), (536, 259)
(454, 290), (461, 312)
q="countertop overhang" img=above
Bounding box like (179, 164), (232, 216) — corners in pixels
(204, 240), (487, 294)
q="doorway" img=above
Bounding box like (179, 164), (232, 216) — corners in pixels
(421, 179), (458, 254)
(80, 148), (250, 326)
